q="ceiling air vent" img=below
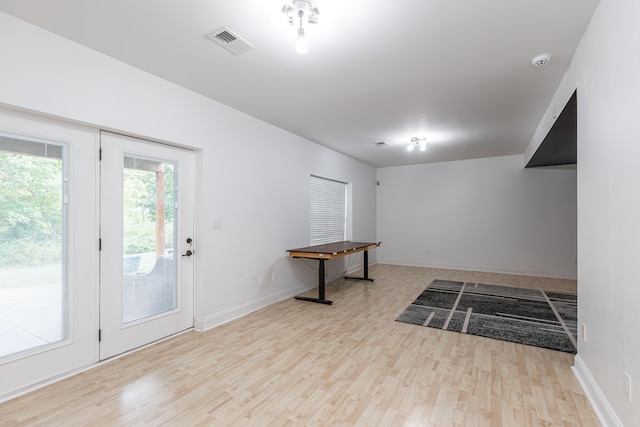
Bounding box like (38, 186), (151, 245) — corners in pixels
(373, 141), (388, 147)
(207, 26), (254, 56)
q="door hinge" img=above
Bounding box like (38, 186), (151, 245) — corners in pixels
(98, 329), (102, 342)
(99, 238), (102, 251)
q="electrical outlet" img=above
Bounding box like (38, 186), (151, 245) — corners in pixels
(624, 372), (632, 402)
(582, 323), (588, 342)
(423, 249), (431, 256)
(272, 272), (277, 282)
(258, 275), (264, 286)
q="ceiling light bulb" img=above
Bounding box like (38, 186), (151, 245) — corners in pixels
(296, 28), (308, 54)
(407, 144), (415, 152)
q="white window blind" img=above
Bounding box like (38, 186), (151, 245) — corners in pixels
(310, 175), (347, 245)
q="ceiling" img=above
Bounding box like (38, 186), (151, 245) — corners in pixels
(0, 0), (599, 168)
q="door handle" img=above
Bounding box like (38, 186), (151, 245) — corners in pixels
(182, 237), (193, 257)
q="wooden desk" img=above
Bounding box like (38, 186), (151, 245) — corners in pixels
(287, 241), (381, 305)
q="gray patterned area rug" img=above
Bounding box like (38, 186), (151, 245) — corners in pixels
(395, 279), (577, 353)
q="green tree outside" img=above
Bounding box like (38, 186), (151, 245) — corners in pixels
(0, 152), (62, 268)
(0, 151), (176, 268)
(123, 164), (175, 256)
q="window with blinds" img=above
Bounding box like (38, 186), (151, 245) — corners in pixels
(310, 175), (347, 245)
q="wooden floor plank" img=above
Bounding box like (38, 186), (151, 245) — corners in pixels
(0, 265), (599, 426)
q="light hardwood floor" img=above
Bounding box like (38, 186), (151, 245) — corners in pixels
(0, 265), (600, 426)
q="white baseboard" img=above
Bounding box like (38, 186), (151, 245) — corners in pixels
(193, 261), (374, 332)
(377, 258), (577, 280)
(193, 283), (313, 332)
(572, 355), (623, 427)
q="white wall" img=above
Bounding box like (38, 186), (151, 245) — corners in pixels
(0, 11), (377, 338)
(526, 0), (640, 425)
(377, 155), (577, 279)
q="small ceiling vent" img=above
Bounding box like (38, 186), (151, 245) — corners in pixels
(373, 141), (388, 147)
(207, 27), (254, 56)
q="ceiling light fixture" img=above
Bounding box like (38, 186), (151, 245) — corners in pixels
(274, 0), (322, 54)
(407, 137), (427, 152)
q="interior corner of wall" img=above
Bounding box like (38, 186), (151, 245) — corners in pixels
(193, 317), (205, 332)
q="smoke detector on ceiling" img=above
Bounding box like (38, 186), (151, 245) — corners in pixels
(207, 26), (254, 55)
(532, 54), (551, 67)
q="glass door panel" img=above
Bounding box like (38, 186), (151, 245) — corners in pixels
(122, 156), (177, 323)
(0, 136), (66, 359)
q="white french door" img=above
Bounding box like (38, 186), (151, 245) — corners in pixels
(0, 107), (98, 399)
(99, 132), (194, 360)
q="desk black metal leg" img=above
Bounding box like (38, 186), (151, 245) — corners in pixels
(295, 259), (333, 305)
(363, 249), (369, 279)
(318, 258), (325, 300)
(344, 250), (375, 282)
